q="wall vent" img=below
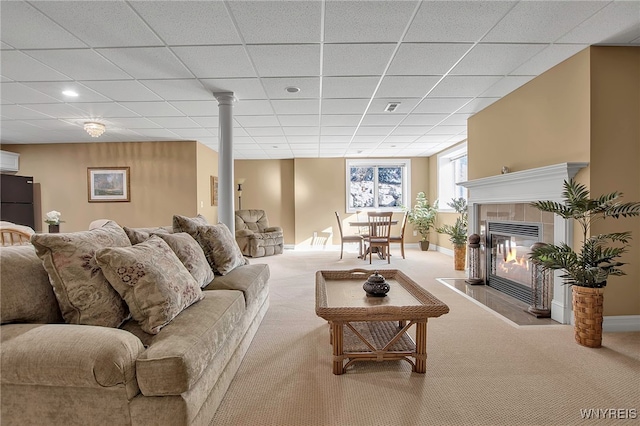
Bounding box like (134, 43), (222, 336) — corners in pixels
(384, 102), (400, 112)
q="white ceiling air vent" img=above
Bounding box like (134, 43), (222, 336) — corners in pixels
(384, 102), (401, 112)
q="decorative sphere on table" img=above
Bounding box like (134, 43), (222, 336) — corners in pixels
(363, 271), (390, 297)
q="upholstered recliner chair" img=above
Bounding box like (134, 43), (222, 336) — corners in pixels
(235, 209), (284, 257)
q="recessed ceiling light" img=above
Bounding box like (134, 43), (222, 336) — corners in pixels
(285, 86), (300, 93)
(62, 90), (79, 97)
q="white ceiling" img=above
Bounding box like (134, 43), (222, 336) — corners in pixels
(1, 1), (639, 160)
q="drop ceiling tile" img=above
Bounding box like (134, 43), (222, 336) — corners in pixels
(228, 1), (321, 43)
(246, 45), (320, 77)
(245, 127), (284, 137)
(324, 0), (418, 43)
(483, 1), (606, 43)
(106, 117), (162, 129)
(69, 102), (142, 118)
(22, 82), (110, 103)
(403, 114), (449, 126)
(414, 98), (472, 114)
(356, 126), (394, 136)
(456, 97), (500, 114)
(191, 116), (219, 128)
(415, 135), (452, 143)
(361, 114), (407, 126)
(427, 125), (467, 135)
(559, 2), (640, 44)
(390, 126), (428, 136)
(0, 1), (86, 49)
(321, 115), (362, 126)
(352, 135), (385, 143)
(98, 47), (193, 79)
(287, 142), (318, 150)
(384, 135), (419, 143)
(1, 105), (58, 119)
(322, 76), (379, 99)
(0, 51), (72, 81)
(387, 43), (473, 75)
(130, 1), (240, 45)
(1, 82), (59, 104)
(149, 116), (200, 128)
(139, 79), (212, 101)
(233, 100), (274, 116)
(168, 101), (219, 117)
(278, 115), (319, 127)
(451, 44), (546, 75)
(252, 136), (288, 145)
(27, 119), (78, 130)
(322, 99), (369, 115)
(320, 136), (351, 144)
(131, 128), (180, 139)
(429, 76), (502, 98)
(376, 76), (440, 98)
(234, 115), (280, 127)
(173, 46), (255, 78)
(171, 128), (215, 139)
(262, 77), (320, 99)
(321, 127), (356, 136)
(369, 98), (421, 114)
(119, 101), (183, 117)
(271, 99), (319, 115)
(480, 76), (535, 98)
(287, 136), (319, 144)
(81, 81), (161, 102)
(439, 114), (471, 126)
(283, 127), (319, 136)
(26, 49), (132, 80)
(405, 1), (515, 42)
(233, 127), (249, 137)
(32, 1), (163, 47)
(19, 103), (87, 119)
(323, 44), (396, 76)
(233, 137), (259, 146)
(511, 45), (588, 75)
(201, 78), (267, 100)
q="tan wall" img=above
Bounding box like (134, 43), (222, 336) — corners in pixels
(233, 159), (295, 245)
(589, 46), (640, 315)
(1, 141), (215, 231)
(196, 143), (219, 223)
(467, 48), (591, 180)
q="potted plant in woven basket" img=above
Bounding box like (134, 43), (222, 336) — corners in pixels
(436, 198), (468, 271)
(529, 179), (640, 348)
(405, 192), (438, 251)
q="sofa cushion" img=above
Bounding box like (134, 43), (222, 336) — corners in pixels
(30, 221), (131, 328)
(0, 245), (64, 324)
(96, 236), (204, 335)
(135, 290), (245, 396)
(196, 223), (245, 276)
(172, 214), (208, 238)
(152, 232), (214, 288)
(123, 226), (172, 245)
(204, 263), (269, 309)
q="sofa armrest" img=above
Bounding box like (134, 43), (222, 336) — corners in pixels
(264, 226), (283, 233)
(1, 323), (144, 399)
(236, 229), (254, 238)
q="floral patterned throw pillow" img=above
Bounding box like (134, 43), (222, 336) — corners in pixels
(172, 214), (208, 238)
(152, 232), (215, 288)
(95, 235), (204, 334)
(195, 223), (245, 276)
(30, 221), (131, 327)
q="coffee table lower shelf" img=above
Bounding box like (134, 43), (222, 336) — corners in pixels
(329, 319), (427, 375)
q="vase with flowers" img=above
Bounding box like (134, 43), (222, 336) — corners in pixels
(44, 210), (64, 233)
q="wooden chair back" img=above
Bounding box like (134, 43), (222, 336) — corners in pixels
(0, 229), (32, 246)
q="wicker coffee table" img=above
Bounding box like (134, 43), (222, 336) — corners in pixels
(315, 269), (450, 375)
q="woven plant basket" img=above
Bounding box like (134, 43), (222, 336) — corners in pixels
(453, 244), (466, 271)
(572, 286), (603, 348)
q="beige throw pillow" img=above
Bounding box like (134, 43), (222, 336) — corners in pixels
(123, 226), (171, 245)
(196, 223), (245, 276)
(152, 232), (215, 288)
(30, 221), (131, 327)
(172, 214), (208, 238)
(96, 236), (204, 335)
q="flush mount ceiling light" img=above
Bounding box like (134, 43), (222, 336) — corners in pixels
(84, 122), (106, 138)
(384, 102), (401, 112)
(285, 86), (300, 93)
(62, 90), (78, 97)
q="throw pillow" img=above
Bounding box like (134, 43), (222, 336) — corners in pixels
(172, 214), (208, 238)
(195, 223), (245, 276)
(123, 226), (171, 245)
(152, 232), (215, 288)
(95, 235), (204, 335)
(30, 221), (131, 327)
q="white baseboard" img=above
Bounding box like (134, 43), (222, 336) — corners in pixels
(602, 315), (640, 332)
(434, 245), (453, 256)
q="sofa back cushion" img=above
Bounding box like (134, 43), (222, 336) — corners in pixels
(30, 221), (131, 328)
(0, 245), (64, 324)
(96, 236), (204, 335)
(196, 224), (246, 275)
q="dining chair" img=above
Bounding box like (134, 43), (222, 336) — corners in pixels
(390, 211), (408, 259)
(365, 211), (393, 264)
(0, 228), (32, 246)
(334, 212), (363, 259)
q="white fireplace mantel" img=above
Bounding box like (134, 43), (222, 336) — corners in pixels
(460, 162), (589, 325)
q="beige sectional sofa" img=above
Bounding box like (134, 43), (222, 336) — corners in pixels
(0, 217), (269, 425)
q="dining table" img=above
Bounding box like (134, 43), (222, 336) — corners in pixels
(348, 219), (398, 259)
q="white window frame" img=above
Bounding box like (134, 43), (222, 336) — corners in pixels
(437, 142), (468, 212)
(346, 159), (411, 213)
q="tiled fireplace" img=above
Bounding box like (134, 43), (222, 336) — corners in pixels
(461, 162), (588, 324)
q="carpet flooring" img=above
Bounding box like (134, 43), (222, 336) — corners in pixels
(210, 248), (639, 426)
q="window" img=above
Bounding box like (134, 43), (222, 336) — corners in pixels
(437, 142), (467, 210)
(346, 159), (410, 213)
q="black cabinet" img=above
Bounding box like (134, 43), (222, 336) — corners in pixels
(0, 174), (35, 228)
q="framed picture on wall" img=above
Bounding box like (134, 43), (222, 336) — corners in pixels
(211, 176), (218, 206)
(87, 167), (130, 202)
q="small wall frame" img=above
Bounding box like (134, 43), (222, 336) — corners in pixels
(87, 167), (130, 202)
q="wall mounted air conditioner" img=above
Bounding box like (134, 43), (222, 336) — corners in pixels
(0, 150), (20, 172)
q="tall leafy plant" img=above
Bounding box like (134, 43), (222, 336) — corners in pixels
(436, 198), (468, 246)
(405, 192), (438, 242)
(529, 179), (640, 288)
